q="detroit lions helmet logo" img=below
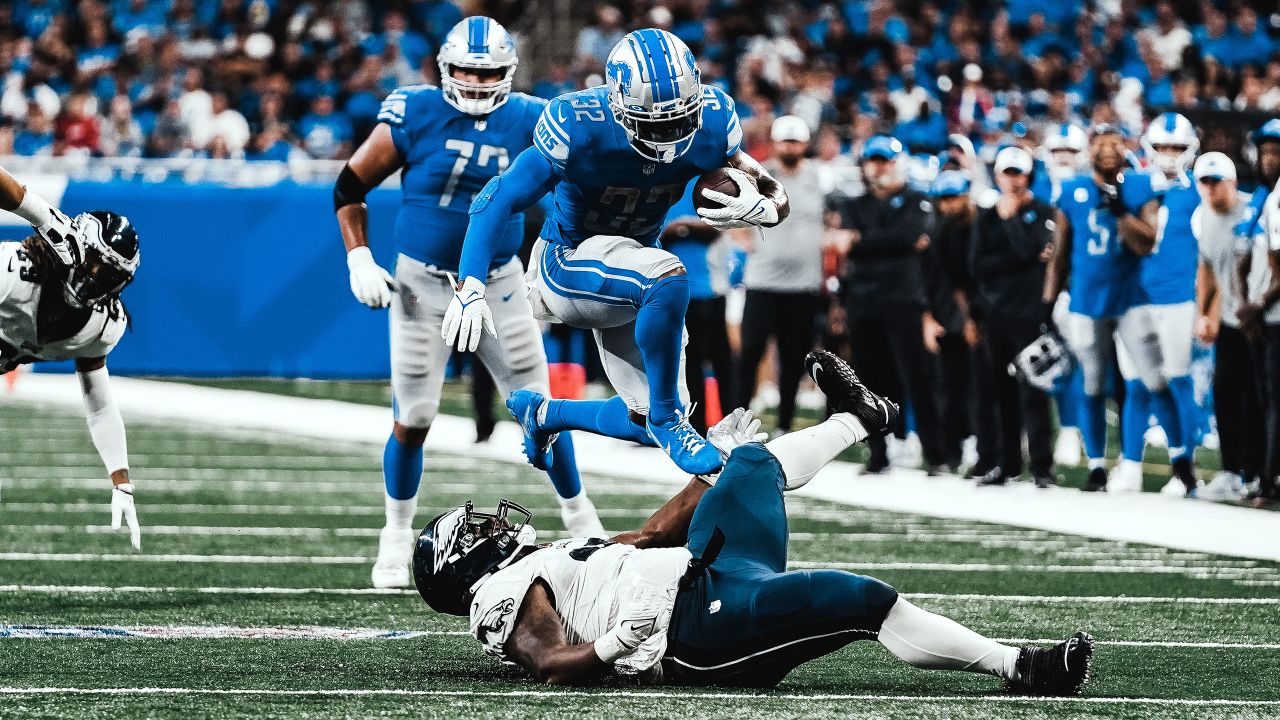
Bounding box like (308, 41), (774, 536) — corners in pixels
(684, 48), (699, 83)
(606, 59), (633, 97)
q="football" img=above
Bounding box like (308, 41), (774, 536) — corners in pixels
(693, 168), (747, 210)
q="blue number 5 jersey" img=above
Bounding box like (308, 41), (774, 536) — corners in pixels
(379, 84), (546, 272)
(531, 84), (743, 247)
(1056, 172), (1156, 318)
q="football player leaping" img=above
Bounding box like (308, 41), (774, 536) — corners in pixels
(0, 166), (142, 548)
(412, 350), (1092, 692)
(1109, 112), (1204, 496)
(332, 17), (604, 589)
(450, 28), (788, 477)
(1044, 124), (1167, 493)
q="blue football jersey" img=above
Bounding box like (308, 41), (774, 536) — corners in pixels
(531, 84), (743, 248)
(1141, 172), (1200, 305)
(1056, 172), (1157, 318)
(378, 85), (546, 272)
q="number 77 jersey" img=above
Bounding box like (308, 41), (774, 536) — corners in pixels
(532, 84), (743, 248)
(379, 84), (546, 272)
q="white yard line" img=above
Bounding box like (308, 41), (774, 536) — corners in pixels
(4, 584), (1277, 605)
(2, 477), (670, 496)
(2, 625), (1277, 649)
(0, 687), (1276, 706)
(6, 374), (1280, 561)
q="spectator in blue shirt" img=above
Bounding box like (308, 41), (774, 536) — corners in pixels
(361, 11), (431, 71)
(1229, 7), (1274, 69)
(1192, 9), (1234, 66)
(410, 0), (462, 46)
(14, 101), (55, 156)
(112, 0), (166, 37)
(298, 94), (351, 160)
(533, 61), (575, 100)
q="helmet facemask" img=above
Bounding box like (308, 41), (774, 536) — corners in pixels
(611, 93), (704, 163)
(440, 61), (516, 116)
(414, 499), (536, 615)
(63, 211), (139, 309)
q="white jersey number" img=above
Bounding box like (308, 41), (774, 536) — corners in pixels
(439, 140), (509, 208)
(1086, 209), (1111, 256)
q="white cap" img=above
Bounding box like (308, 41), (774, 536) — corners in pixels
(963, 63), (983, 83)
(994, 145), (1033, 175)
(1193, 151), (1236, 181)
(771, 115), (811, 143)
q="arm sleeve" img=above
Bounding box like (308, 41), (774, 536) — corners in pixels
(722, 94), (743, 158)
(376, 88), (412, 157)
(457, 147), (560, 282)
(79, 366), (128, 474)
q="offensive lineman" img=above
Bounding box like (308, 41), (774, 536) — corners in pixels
(0, 166), (142, 548)
(1043, 124), (1167, 493)
(449, 29), (789, 477)
(412, 351), (1092, 692)
(332, 17), (604, 589)
(1111, 112), (1203, 496)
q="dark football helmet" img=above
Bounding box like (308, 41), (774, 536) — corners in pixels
(64, 210), (139, 309)
(412, 499), (535, 616)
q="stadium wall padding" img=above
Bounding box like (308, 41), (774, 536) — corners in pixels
(19, 181), (402, 378)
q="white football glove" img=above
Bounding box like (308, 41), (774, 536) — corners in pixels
(111, 482), (141, 550)
(346, 246), (394, 309)
(696, 167), (780, 230)
(35, 206), (82, 266)
(442, 273), (496, 352)
(594, 581), (674, 662)
(707, 407), (768, 460)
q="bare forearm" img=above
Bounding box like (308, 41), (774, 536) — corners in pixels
(1196, 262), (1218, 317)
(611, 476), (710, 548)
(1043, 213), (1071, 302)
(1260, 252), (1280, 311)
(1118, 214), (1156, 255)
(0, 166), (25, 209)
(336, 204), (370, 252)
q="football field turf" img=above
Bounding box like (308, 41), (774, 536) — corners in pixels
(3, 399), (1280, 719)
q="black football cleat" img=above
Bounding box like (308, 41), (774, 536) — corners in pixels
(1010, 631), (1094, 696)
(805, 350), (900, 438)
(1034, 473), (1059, 489)
(863, 450), (890, 474)
(977, 467), (1009, 486)
(1081, 467), (1108, 492)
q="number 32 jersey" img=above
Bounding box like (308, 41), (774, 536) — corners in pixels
(1055, 172), (1155, 318)
(532, 84), (743, 248)
(379, 85), (546, 272)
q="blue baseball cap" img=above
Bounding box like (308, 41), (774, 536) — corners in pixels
(861, 135), (904, 161)
(930, 170), (971, 197)
(1252, 118), (1280, 146)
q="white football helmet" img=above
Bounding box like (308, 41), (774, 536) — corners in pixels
(1042, 123), (1088, 180)
(1141, 112), (1198, 178)
(437, 17), (518, 116)
(605, 28), (703, 163)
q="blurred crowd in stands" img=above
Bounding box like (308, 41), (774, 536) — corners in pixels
(0, 1), (1276, 162)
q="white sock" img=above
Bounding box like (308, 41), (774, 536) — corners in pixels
(766, 413), (867, 491)
(878, 598), (1020, 682)
(384, 493), (418, 530)
(1088, 457), (1106, 470)
(557, 488), (586, 513)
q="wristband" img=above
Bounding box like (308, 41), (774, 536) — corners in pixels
(14, 188), (54, 227)
(593, 629), (632, 663)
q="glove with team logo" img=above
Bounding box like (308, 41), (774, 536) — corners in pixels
(12, 190), (81, 266)
(593, 582), (674, 663)
(707, 407), (768, 460)
(346, 246), (394, 309)
(1097, 177), (1129, 219)
(442, 273), (496, 353)
(111, 482), (141, 550)
(697, 168), (780, 230)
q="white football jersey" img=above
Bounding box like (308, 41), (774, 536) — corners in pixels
(0, 241), (126, 369)
(469, 538), (691, 675)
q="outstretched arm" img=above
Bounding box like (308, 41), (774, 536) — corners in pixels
(457, 147), (559, 284)
(75, 356), (140, 549)
(0, 165), (79, 265)
(610, 476), (712, 549)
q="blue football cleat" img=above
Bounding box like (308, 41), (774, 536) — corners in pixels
(646, 410), (723, 475)
(507, 389), (556, 471)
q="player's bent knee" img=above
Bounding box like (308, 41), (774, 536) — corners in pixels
(395, 400), (440, 431)
(393, 422), (429, 446)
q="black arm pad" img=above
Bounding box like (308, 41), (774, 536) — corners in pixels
(333, 164), (374, 212)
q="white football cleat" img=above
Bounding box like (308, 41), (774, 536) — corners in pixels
(1110, 459), (1144, 494)
(1160, 476), (1190, 496)
(561, 496), (606, 538)
(371, 525), (416, 589)
(1053, 428), (1083, 466)
(1200, 472), (1246, 502)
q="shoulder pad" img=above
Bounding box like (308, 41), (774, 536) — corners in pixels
(377, 84), (437, 127)
(533, 98), (572, 174)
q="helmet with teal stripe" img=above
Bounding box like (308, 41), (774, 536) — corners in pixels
(605, 28), (704, 163)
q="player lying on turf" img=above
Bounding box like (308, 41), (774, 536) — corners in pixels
(448, 28), (788, 477)
(412, 350), (1093, 693)
(0, 165), (142, 548)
